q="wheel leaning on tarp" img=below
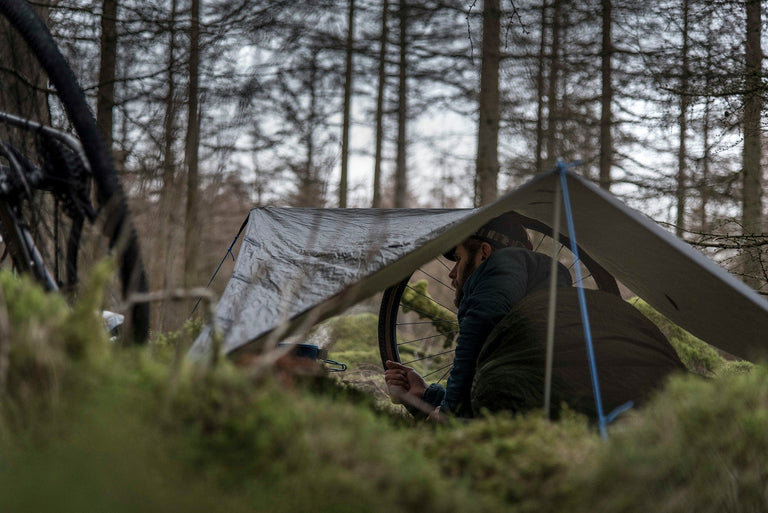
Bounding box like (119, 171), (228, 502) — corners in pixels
(377, 216), (618, 386)
(0, 0), (149, 342)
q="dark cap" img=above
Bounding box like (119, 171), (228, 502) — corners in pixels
(443, 211), (533, 261)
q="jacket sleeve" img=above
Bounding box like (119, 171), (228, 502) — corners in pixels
(439, 252), (531, 415)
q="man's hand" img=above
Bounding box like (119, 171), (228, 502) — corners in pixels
(427, 406), (448, 424)
(384, 360), (428, 404)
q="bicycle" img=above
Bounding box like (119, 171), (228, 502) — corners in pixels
(0, 0), (149, 342)
(377, 214), (618, 385)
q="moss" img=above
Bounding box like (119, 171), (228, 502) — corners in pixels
(320, 313), (380, 369)
(5, 269), (768, 513)
(418, 409), (599, 512)
(717, 359), (755, 378)
(323, 312), (378, 353)
(559, 366), (768, 512)
(160, 361), (497, 512)
(0, 266), (111, 434)
(629, 298), (737, 375)
(58, 259), (113, 363)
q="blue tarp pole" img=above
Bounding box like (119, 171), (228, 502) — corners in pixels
(556, 162), (608, 439)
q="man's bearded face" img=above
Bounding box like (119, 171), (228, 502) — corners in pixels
(449, 243), (482, 308)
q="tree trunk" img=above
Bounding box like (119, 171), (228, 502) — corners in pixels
(339, 0), (355, 208)
(598, 0), (612, 191)
(475, 0), (501, 207)
(675, 0), (690, 238)
(372, 0), (388, 208)
(97, 0), (118, 152)
(184, 0), (201, 288)
(700, 39), (713, 233)
(534, 2), (548, 175)
(157, 0), (180, 330)
(304, 56), (318, 205)
(544, 0), (562, 169)
(152, 0), (179, 330)
(394, 0), (408, 208)
(742, 0), (763, 288)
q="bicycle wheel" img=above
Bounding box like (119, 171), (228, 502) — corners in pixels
(378, 216), (619, 384)
(0, 0), (149, 343)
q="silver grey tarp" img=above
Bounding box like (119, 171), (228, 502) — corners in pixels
(190, 167), (768, 361)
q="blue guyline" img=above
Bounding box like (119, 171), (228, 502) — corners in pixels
(556, 161), (608, 439)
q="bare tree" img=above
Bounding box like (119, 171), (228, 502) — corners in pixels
(339, 0), (355, 208)
(675, 0), (690, 237)
(544, 0), (562, 169)
(157, 0), (182, 330)
(97, 0), (118, 152)
(394, 0), (408, 208)
(475, 0), (501, 206)
(741, 0), (763, 288)
(184, 0), (201, 288)
(598, 0), (612, 191)
(372, 0), (389, 208)
(534, 1), (548, 175)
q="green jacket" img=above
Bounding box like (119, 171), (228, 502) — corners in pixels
(422, 247), (572, 416)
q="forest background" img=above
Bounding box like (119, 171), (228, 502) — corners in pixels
(39, 0), (768, 332)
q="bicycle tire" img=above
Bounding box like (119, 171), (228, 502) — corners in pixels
(0, 0), (149, 343)
(377, 216), (619, 378)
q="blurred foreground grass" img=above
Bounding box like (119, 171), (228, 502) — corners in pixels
(1, 268), (766, 512)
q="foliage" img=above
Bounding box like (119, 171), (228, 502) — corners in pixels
(151, 316), (205, 363)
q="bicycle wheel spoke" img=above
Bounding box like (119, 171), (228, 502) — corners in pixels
(437, 256), (452, 272)
(423, 363), (453, 381)
(414, 267), (454, 292)
(405, 283), (457, 313)
(398, 304), (456, 321)
(396, 319), (458, 326)
(396, 330), (460, 347)
(401, 348), (456, 365)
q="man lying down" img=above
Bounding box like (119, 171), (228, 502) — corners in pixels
(384, 212), (686, 422)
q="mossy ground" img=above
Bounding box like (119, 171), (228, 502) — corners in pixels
(1, 271), (767, 512)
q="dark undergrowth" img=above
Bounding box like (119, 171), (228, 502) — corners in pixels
(1, 268), (766, 512)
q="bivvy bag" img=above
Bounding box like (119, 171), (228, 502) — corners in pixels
(470, 288), (686, 419)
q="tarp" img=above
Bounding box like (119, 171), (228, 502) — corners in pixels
(190, 168), (768, 361)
